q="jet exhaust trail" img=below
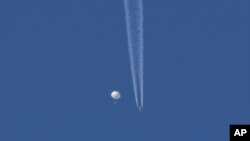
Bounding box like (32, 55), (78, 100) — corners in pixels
(124, 0), (144, 111)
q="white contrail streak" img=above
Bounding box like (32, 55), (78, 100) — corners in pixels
(124, 0), (144, 111)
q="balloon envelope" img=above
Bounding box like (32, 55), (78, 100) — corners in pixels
(111, 91), (121, 100)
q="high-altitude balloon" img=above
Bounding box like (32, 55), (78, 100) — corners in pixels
(111, 91), (121, 100)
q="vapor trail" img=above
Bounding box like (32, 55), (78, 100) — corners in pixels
(124, 0), (144, 111)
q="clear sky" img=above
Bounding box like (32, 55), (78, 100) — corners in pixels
(0, 0), (249, 141)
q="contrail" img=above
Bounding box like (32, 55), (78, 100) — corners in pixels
(124, 0), (144, 111)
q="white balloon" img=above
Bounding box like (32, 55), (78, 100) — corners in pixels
(111, 91), (121, 100)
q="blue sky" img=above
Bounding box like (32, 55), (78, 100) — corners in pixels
(0, 0), (249, 141)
